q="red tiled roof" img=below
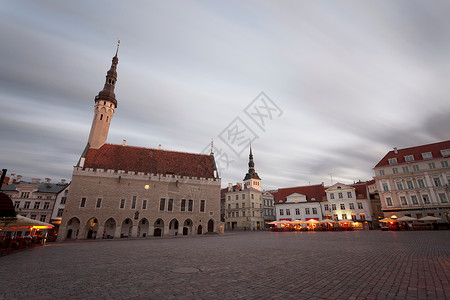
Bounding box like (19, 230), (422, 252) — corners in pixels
(374, 140), (450, 168)
(365, 179), (376, 185)
(275, 184), (326, 203)
(350, 183), (368, 199)
(83, 144), (217, 179)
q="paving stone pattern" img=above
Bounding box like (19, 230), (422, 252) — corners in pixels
(1, 231), (449, 299)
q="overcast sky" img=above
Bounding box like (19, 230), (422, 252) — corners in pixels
(1, 0), (449, 190)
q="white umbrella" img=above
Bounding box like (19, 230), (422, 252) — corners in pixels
(266, 221), (279, 225)
(396, 216), (417, 221)
(338, 219), (353, 223)
(379, 218), (397, 223)
(0, 215), (54, 229)
(321, 219), (337, 223)
(306, 219), (320, 223)
(418, 216), (441, 221)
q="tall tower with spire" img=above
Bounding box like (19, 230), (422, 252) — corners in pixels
(243, 145), (261, 191)
(87, 41), (120, 149)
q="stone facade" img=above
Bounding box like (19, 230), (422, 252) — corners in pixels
(59, 167), (220, 239)
(57, 48), (221, 240)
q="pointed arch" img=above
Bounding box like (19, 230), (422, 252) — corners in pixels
(65, 217), (80, 240)
(120, 218), (133, 238)
(103, 217), (116, 239)
(169, 218), (179, 236)
(138, 218), (149, 237)
(183, 219), (193, 235)
(208, 219), (215, 233)
(85, 217), (99, 239)
(153, 218), (164, 237)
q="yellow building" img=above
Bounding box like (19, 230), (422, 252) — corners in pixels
(224, 147), (264, 230)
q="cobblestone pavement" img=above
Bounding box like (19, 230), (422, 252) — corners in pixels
(1, 230), (449, 300)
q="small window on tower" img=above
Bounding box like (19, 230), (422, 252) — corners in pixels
(106, 116), (109, 122)
(104, 101), (106, 105)
(112, 80), (114, 84)
(100, 114), (103, 120)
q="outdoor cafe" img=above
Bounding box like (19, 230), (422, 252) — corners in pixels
(380, 215), (443, 231)
(268, 219), (357, 231)
(0, 215), (54, 255)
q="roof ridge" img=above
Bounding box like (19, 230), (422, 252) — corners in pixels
(390, 140), (450, 152)
(278, 184), (324, 190)
(104, 143), (211, 157)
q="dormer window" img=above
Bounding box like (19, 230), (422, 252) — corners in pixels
(404, 155), (414, 162)
(388, 158), (398, 165)
(422, 152), (432, 159)
(441, 149), (450, 156)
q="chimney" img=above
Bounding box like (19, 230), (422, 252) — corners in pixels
(16, 175), (22, 182)
(9, 173), (15, 184)
(45, 178), (51, 183)
(61, 179), (66, 184)
(31, 178), (41, 183)
(158, 144), (162, 150)
(228, 182), (233, 192)
(122, 139), (126, 146)
(393, 147), (398, 154)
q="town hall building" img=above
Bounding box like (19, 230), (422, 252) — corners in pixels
(57, 45), (221, 241)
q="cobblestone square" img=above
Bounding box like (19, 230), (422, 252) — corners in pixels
(1, 231), (449, 299)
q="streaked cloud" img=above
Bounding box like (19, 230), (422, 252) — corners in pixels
(1, 0), (449, 189)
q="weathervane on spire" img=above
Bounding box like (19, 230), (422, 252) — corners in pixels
(115, 39), (120, 56)
(210, 138), (214, 155)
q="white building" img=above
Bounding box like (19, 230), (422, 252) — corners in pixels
(275, 184), (326, 221)
(322, 182), (374, 228)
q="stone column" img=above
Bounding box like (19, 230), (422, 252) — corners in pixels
(149, 225), (154, 236)
(57, 226), (66, 242)
(114, 225), (122, 238)
(131, 224), (138, 237)
(97, 224), (104, 239)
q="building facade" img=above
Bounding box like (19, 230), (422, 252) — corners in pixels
(2, 177), (69, 239)
(224, 147), (264, 230)
(262, 191), (275, 227)
(373, 140), (450, 222)
(275, 184), (326, 221)
(58, 47), (221, 241)
(322, 182), (374, 228)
